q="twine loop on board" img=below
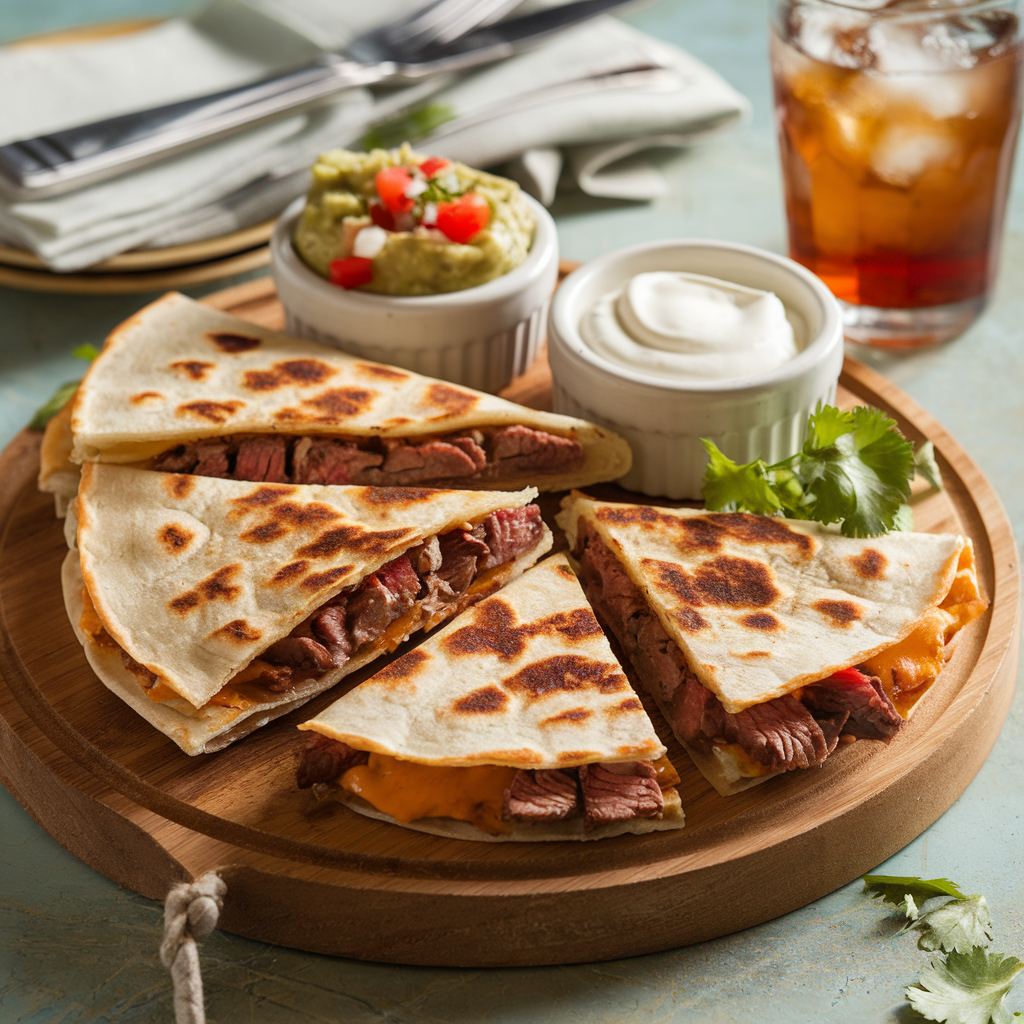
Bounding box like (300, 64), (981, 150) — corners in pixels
(161, 872), (226, 1024)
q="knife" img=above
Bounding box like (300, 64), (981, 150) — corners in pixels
(0, 0), (641, 200)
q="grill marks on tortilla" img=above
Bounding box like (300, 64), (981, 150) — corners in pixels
(170, 360), (214, 381)
(814, 599), (863, 626)
(741, 612), (783, 632)
(242, 359), (336, 392)
(229, 484), (296, 513)
(131, 391), (163, 404)
(163, 474), (194, 499)
(169, 565), (241, 614)
(453, 686), (509, 714)
(300, 566), (354, 592)
(442, 600), (604, 662)
(274, 387), (376, 424)
(425, 383), (477, 418)
(270, 561), (309, 585)
(176, 400), (243, 424)
(238, 499), (343, 544)
(159, 524), (193, 553)
(502, 655), (629, 703)
(355, 363), (408, 381)
(596, 506), (815, 559)
(850, 549), (888, 579)
(646, 556), (780, 609)
(541, 707), (592, 727)
(209, 619), (262, 644)
(208, 331), (260, 353)
(366, 648), (429, 687)
(295, 524), (413, 559)
(357, 487), (440, 509)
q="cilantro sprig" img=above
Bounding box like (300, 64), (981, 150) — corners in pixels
(702, 402), (935, 538)
(861, 873), (1022, 1022)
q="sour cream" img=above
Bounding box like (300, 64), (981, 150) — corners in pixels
(579, 271), (799, 382)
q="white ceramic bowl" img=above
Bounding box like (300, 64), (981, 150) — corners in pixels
(548, 240), (844, 500)
(271, 193), (559, 394)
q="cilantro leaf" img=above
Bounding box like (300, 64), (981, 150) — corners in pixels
(700, 440), (783, 515)
(893, 504), (914, 531)
(906, 948), (1023, 1024)
(863, 876), (968, 906)
(796, 406), (915, 537)
(29, 381), (79, 431)
(915, 897), (994, 955)
(916, 440), (943, 490)
(806, 403), (856, 447)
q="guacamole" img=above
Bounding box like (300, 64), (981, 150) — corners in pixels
(293, 145), (536, 296)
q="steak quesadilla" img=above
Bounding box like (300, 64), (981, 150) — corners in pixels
(296, 554), (684, 841)
(39, 292), (631, 510)
(558, 493), (987, 796)
(62, 463), (552, 755)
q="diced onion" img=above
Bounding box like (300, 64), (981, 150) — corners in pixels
(404, 178), (429, 199)
(421, 201), (438, 226)
(352, 225), (388, 259)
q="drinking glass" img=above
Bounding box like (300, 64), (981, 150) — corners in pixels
(771, 0), (1023, 347)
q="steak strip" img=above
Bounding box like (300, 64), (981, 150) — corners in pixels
(152, 425), (584, 485)
(573, 522), (903, 775)
(503, 769), (579, 822)
(296, 735), (368, 788)
(579, 761), (664, 829)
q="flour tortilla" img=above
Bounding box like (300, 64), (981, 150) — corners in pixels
(65, 292), (631, 492)
(302, 554), (684, 840)
(558, 494), (965, 714)
(67, 464), (550, 754)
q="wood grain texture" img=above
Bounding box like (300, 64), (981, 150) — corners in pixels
(0, 279), (1016, 967)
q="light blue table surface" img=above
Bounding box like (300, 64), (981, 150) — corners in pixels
(1, 2), (1022, 1022)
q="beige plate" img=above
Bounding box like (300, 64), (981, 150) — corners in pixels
(0, 19), (277, 293)
(0, 276), (1017, 967)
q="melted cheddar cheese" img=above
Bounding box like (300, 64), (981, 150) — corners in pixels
(80, 586), (116, 649)
(861, 540), (986, 717)
(340, 753), (518, 835)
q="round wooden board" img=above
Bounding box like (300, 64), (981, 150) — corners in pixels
(0, 277), (1017, 967)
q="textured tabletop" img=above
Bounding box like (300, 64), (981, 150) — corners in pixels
(1, 1), (1022, 1021)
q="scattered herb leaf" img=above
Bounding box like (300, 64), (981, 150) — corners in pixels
(362, 102), (456, 151)
(72, 343), (100, 361)
(915, 897), (995, 955)
(864, 876), (969, 906)
(702, 403), (928, 537)
(906, 948), (1023, 1024)
(29, 381), (78, 431)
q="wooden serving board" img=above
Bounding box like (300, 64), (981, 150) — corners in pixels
(0, 277), (1017, 967)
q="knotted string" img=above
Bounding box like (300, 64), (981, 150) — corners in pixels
(160, 872), (226, 1024)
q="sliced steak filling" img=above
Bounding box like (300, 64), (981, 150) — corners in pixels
(296, 735), (369, 789)
(503, 769), (579, 822)
(571, 521), (903, 777)
(579, 761), (664, 829)
(151, 426), (584, 486)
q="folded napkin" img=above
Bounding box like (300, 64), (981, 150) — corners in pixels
(0, 0), (749, 271)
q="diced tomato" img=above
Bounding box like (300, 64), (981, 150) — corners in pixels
(368, 202), (395, 231)
(375, 166), (415, 214)
(435, 192), (491, 244)
(329, 256), (374, 289)
(825, 667), (873, 686)
(419, 156), (451, 178)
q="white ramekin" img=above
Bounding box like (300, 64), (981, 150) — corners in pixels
(548, 240), (844, 500)
(271, 193), (559, 394)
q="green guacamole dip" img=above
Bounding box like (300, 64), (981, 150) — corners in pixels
(293, 145), (536, 296)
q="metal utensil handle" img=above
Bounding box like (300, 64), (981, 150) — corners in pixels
(0, 59), (377, 199)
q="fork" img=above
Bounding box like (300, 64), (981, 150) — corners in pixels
(0, 0), (634, 199)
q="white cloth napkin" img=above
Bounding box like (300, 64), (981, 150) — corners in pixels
(0, 0), (749, 271)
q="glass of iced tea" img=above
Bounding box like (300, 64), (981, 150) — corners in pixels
(771, 0), (1023, 347)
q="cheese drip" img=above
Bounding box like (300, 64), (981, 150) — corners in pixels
(340, 753), (518, 835)
(862, 540), (986, 717)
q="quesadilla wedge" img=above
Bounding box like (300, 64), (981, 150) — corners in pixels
(296, 554), (684, 841)
(39, 292), (631, 511)
(558, 493), (987, 796)
(62, 463), (552, 755)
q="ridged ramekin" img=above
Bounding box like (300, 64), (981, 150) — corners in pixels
(271, 193), (558, 394)
(548, 240), (844, 500)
